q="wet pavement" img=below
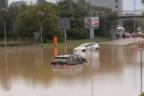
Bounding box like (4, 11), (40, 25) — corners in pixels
(100, 37), (144, 46)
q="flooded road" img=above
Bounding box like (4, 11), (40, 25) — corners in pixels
(0, 45), (144, 96)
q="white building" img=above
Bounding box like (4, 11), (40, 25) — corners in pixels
(10, 1), (27, 7)
(89, 0), (123, 14)
(59, 0), (123, 15)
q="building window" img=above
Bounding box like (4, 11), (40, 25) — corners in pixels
(115, 0), (118, 3)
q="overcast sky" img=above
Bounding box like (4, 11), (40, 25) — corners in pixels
(8, 0), (144, 11)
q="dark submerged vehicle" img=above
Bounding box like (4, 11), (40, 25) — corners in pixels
(51, 54), (87, 65)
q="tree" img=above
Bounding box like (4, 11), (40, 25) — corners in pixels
(13, 3), (58, 42)
(0, 0), (8, 8)
(58, 0), (89, 39)
(89, 5), (118, 37)
(142, 0), (144, 4)
(58, 0), (118, 39)
(0, 8), (12, 38)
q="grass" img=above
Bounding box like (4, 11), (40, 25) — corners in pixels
(43, 36), (109, 48)
(0, 36), (109, 48)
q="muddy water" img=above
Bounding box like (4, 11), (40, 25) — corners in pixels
(0, 45), (143, 96)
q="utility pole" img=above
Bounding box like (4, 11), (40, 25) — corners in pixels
(133, 0), (136, 33)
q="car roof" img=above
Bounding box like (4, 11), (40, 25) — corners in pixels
(79, 42), (97, 46)
(54, 55), (70, 58)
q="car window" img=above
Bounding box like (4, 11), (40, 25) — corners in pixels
(53, 57), (68, 63)
(73, 55), (83, 63)
(79, 43), (89, 47)
(86, 43), (94, 47)
(68, 56), (73, 64)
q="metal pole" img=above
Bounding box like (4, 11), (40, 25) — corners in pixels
(4, 20), (8, 74)
(133, 0), (136, 33)
(89, 1), (94, 96)
(140, 50), (143, 94)
(90, 28), (94, 42)
(40, 23), (43, 45)
(104, 19), (107, 38)
(64, 29), (67, 54)
(4, 20), (7, 48)
(89, 0), (94, 42)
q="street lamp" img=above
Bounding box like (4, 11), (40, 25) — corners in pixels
(133, 0), (143, 94)
(1, 8), (9, 89)
(133, 0), (136, 33)
(37, 11), (45, 45)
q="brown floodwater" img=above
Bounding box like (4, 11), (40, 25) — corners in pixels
(0, 44), (144, 96)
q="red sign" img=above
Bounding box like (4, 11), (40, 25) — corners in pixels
(85, 17), (99, 28)
(137, 43), (144, 51)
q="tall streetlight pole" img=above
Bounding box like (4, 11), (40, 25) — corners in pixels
(1, 8), (9, 83)
(40, 23), (43, 45)
(133, 0), (136, 33)
(38, 11), (45, 45)
(89, 0), (95, 42)
(4, 20), (7, 49)
(1, 8), (8, 48)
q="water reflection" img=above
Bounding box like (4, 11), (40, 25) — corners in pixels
(0, 45), (143, 96)
(0, 48), (11, 91)
(51, 64), (84, 75)
(53, 47), (59, 56)
(99, 45), (137, 74)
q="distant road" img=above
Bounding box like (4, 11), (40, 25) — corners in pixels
(100, 37), (144, 46)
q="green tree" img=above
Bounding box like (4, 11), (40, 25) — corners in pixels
(58, 0), (89, 39)
(0, 8), (12, 39)
(142, 0), (144, 4)
(58, 0), (118, 39)
(90, 5), (118, 37)
(13, 3), (58, 42)
(0, 0), (8, 8)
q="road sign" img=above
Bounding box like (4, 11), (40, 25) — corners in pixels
(34, 32), (40, 41)
(58, 18), (70, 30)
(85, 17), (99, 28)
(137, 42), (144, 51)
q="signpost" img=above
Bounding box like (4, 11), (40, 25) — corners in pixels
(34, 32), (40, 45)
(137, 42), (144, 94)
(85, 17), (99, 28)
(58, 18), (70, 54)
(85, 17), (99, 41)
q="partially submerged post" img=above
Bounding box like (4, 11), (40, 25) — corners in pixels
(58, 18), (70, 54)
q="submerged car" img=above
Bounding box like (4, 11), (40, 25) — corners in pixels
(73, 42), (100, 54)
(51, 54), (87, 65)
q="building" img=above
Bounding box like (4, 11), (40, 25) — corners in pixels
(37, 0), (46, 4)
(59, 0), (123, 15)
(0, 0), (8, 8)
(90, 0), (123, 15)
(10, 1), (27, 7)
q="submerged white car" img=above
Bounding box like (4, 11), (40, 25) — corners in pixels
(73, 42), (100, 54)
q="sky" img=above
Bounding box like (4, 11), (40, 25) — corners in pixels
(123, 0), (143, 11)
(8, 0), (144, 11)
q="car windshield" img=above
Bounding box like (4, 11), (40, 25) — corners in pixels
(79, 43), (90, 47)
(79, 43), (96, 47)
